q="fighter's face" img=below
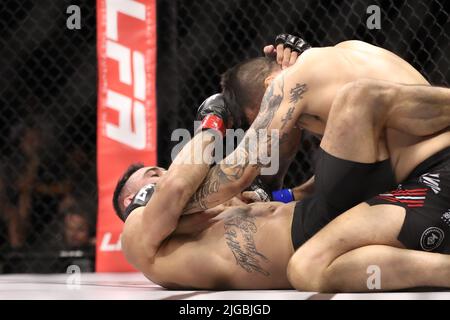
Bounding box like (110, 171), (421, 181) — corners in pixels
(123, 166), (167, 209)
(133, 166), (167, 185)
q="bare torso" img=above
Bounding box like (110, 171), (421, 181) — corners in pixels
(126, 41), (449, 290)
(144, 202), (296, 289)
(294, 40), (450, 181)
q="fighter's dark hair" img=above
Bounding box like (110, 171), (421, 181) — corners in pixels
(220, 57), (278, 129)
(112, 163), (145, 222)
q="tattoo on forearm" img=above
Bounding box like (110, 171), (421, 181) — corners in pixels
(186, 147), (251, 211)
(186, 79), (308, 211)
(186, 166), (221, 211)
(252, 75), (285, 130)
(224, 209), (270, 276)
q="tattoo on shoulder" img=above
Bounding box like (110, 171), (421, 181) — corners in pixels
(224, 209), (270, 276)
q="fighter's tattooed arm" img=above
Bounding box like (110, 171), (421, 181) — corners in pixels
(122, 131), (219, 265)
(185, 146), (251, 211)
(184, 71), (309, 214)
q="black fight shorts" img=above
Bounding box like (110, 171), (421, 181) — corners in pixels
(292, 148), (397, 250)
(366, 147), (450, 254)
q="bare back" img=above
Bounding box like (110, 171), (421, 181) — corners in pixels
(295, 40), (449, 181)
(143, 202), (296, 289)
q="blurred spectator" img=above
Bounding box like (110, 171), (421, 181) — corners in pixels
(53, 207), (95, 272)
(2, 125), (43, 249)
(2, 119), (67, 248)
(58, 194), (77, 215)
(0, 172), (11, 249)
(64, 145), (97, 204)
(62, 208), (95, 249)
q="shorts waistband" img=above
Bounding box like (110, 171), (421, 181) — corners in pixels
(406, 146), (450, 180)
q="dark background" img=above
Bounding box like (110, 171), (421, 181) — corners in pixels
(0, 0), (448, 272)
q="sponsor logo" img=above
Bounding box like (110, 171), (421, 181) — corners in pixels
(377, 188), (427, 208)
(441, 210), (450, 227)
(420, 227), (444, 251)
(420, 173), (441, 194)
(100, 232), (122, 252)
(103, 0), (149, 149)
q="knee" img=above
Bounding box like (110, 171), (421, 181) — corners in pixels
(287, 247), (335, 292)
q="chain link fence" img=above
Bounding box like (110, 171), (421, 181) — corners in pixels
(0, 0), (97, 273)
(0, 0), (448, 273)
(157, 0), (449, 185)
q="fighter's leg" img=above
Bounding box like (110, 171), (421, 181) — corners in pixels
(318, 245), (450, 292)
(387, 83), (450, 136)
(321, 79), (450, 163)
(314, 80), (397, 215)
(287, 203), (450, 292)
(289, 79), (450, 292)
(320, 79), (394, 163)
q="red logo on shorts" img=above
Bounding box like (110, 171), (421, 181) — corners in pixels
(376, 188), (428, 208)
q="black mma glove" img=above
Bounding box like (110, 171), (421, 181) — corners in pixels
(275, 33), (312, 55)
(196, 93), (231, 136)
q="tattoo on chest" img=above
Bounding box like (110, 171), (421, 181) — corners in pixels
(224, 210), (270, 276)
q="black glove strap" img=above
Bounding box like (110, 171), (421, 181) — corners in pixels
(275, 33), (312, 54)
(123, 184), (155, 221)
(275, 33), (289, 46)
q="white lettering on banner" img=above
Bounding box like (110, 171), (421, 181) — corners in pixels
(133, 52), (146, 101)
(106, 41), (132, 84)
(104, 0), (147, 149)
(106, 0), (146, 41)
(100, 232), (122, 252)
(106, 91), (147, 149)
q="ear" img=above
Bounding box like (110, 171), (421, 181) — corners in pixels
(123, 195), (134, 209)
(264, 74), (277, 89)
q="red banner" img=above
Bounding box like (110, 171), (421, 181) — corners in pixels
(96, 0), (157, 272)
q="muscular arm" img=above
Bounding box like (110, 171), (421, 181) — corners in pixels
(121, 130), (218, 266)
(184, 62), (315, 213)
